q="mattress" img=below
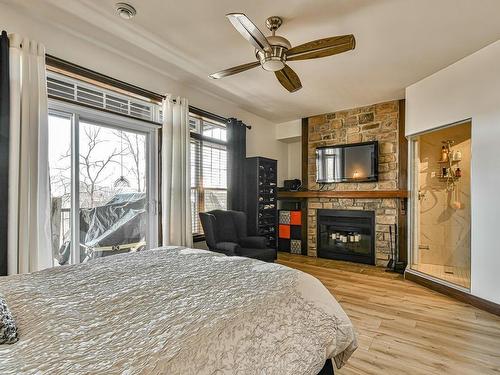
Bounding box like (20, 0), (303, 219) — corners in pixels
(0, 247), (357, 374)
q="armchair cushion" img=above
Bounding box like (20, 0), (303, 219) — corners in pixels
(231, 210), (248, 239)
(212, 211), (239, 243)
(239, 236), (267, 249)
(215, 242), (240, 256)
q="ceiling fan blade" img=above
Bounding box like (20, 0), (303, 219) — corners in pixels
(209, 61), (260, 79)
(226, 13), (271, 52)
(275, 65), (302, 93)
(287, 34), (355, 61)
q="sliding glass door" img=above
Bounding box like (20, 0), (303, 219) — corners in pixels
(48, 112), (73, 265)
(48, 101), (158, 266)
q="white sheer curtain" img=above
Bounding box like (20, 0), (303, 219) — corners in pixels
(161, 95), (192, 247)
(8, 34), (51, 274)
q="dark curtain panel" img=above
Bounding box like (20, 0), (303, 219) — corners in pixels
(227, 118), (247, 212)
(0, 31), (9, 276)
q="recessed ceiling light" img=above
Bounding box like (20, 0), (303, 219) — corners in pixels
(115, 2), (137, 20)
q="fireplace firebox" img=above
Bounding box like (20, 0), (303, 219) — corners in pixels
(317, 209), (375, 265)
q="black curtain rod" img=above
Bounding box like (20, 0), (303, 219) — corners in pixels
(46, 54), (165, 102)
(188, 105), (227, 124)
(46, 54), (251, 130)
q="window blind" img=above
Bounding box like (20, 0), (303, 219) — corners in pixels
(190, 115), (228, 235)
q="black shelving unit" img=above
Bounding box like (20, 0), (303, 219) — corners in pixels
(246, 157), (278, 248)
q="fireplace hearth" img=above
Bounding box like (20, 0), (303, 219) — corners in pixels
(317, 209), (375, 265)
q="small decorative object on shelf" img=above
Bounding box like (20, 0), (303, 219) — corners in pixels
(438, 140), (461, 191)
(440, 145), (449, 163)
(452, 149), (462, 162)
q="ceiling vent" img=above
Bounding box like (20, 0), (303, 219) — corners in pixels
(115, 3), (137, 20)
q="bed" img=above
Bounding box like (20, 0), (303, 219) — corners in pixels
(0, 247), (357, 374)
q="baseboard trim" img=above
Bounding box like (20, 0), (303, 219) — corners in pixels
(405, 270), (500, 316)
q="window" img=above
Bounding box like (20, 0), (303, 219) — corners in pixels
(190, 114), (228, 235)
(47, 73), (160, 123)
(48, 73), (159, 266)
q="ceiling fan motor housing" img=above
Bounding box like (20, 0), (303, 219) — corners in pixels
(256, 35), (291, 72)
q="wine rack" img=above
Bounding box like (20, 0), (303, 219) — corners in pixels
(245, 157), (278, 248)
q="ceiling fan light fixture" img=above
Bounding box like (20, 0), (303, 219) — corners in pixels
(261, 58), (285, 72)
(256, 43), (289, 72)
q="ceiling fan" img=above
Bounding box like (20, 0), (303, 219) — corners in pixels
(209, 13), (355, 93)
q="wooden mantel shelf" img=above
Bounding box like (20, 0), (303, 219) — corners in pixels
(278, 190), (409, 199)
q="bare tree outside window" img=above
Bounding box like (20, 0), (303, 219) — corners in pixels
(114, 130), (145, 192)
(50, 122), (147, 209)
(79, 125), (124, 207)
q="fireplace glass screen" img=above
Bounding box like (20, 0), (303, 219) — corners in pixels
(317, 209), (375, 265)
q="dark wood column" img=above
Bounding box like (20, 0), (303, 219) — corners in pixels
(301, 117), (309, 255)
(397, 99), (408, 264)
(301, 118), (309, 190)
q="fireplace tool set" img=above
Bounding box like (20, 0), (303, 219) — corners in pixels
(386, 224), (405, 274)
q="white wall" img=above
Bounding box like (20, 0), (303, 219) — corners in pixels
(287, 141), (302, 180)
(247, 128), (288, 185)
(275, 119), (302, 182)
(276, 119), (301, 142)
(0, 5), (288, 183)
(406, 40), (500, 304)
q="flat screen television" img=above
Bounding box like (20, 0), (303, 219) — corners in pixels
(316, 141), (378, 183)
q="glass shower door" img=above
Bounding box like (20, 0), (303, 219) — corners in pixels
(410, 121), (471, 289)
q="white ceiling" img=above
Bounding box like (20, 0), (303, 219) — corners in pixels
(5, 0), (500, 122)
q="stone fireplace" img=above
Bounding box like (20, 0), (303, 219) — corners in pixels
(305, 100), (403, 266)
(317, 209), (375, 265)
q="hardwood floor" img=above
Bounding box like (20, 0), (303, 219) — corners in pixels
(277, 253), (500, 375)
(412, 262), (471, 289)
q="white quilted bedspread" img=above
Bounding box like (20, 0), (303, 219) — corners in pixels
(0, 247), (357, 374)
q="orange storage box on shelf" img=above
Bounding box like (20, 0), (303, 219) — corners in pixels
(290, 211), (302, 225)
(279, 224), (290, 239)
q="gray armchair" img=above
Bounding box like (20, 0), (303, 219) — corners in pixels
(199, 210), (276, 262)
